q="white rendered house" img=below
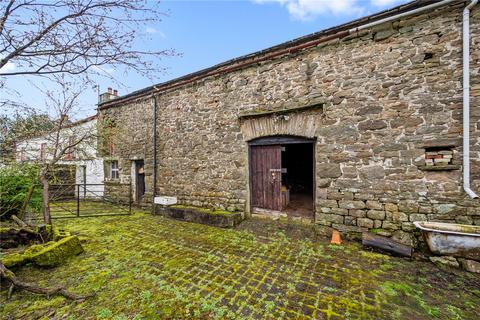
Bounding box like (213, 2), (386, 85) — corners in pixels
(15, 115), (104, 198)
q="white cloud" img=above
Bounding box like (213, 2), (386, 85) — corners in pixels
(146, 27), (167, 39)
(253, 0), (405, 20)
(253, 0), (364, 20)
(146, 27), (157, 34)
(370, 0), (402, 7)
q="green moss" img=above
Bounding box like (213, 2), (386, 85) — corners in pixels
(170, 204), (236, 216)
(2, 235), (83, 268)
(31, 236), (84, 267)
(1, 252), (28, 268)
(1, 207), (478, 319)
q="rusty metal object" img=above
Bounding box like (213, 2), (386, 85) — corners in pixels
(414, 221), (480, 260)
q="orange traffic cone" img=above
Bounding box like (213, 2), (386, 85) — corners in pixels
(331, 230), (342, 245)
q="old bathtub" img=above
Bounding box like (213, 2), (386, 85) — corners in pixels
(414, 221), (480, 260)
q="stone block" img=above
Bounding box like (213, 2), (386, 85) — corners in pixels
(401, 222), (415, 232)
(318, 163), (342, 178)
(358, 119), (387, 131)
(367, 210), (386, 220)
(392, 230), (415, 246)
(429, 256), (459, 268)
(344, 216), (357, 226)
(382, 221), (400, 230)
(339, 200), (366, 210)
(455, 216), (473, 224)
(398, 200), (419, 213)
(357, 218), (374, 228)
(316, 213), (344, 224)
(385, 203), (398, 212)
(359, 166), (385, 179)
(366, 200), (383, 210)
(391, 211), (409, 222)
(458, 259), (480, 273)
(349, 209), (366, 218)
(331, 208), (349, 215)
(317, 199), (338, 209)
(409, 214), (427, 222)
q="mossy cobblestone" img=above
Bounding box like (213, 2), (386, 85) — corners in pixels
(1, 211), (479, 319)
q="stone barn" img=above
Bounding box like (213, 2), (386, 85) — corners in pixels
(98, 0), (480, 246)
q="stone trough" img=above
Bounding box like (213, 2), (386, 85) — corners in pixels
(156, 205), (244, 228)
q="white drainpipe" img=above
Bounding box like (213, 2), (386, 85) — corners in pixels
(463, 0), (479, 199)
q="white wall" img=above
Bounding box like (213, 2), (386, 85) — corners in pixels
(15, 117), (105, 196)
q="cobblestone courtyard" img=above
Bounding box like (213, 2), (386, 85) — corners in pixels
(1, 212), (479, 319)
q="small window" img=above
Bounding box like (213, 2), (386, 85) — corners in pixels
(110, 160), (119, 180)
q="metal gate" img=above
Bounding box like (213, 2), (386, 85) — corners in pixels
(25, 183), (132, 221)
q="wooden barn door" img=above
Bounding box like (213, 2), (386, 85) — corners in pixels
(250, 145), (282, 211)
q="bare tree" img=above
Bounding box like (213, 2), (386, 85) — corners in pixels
(15, 76), (98, 224)
(0, 0), (173, 79)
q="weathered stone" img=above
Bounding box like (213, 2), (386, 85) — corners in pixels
(329, 208), (348, 216)
(385, 203), (398, 212)
(401, 222), (415, 232)
(344, 216), (357, 226)
(319, 214), (344, 224)
(382, 221), (401, 230)
(318, 163), (342, 178)
(455, 216), (473, 224)
(429, 256), (459, 268)
(398, 200), (419, 213)
(392, 230), (414, 246)
(458, 259), (480, 273)
(358, 120), (387, 131)
(357, 218), (374, 228)
(391, 211), (409, 222)
(317, 178), (332, 188)
(349, 209), (366, 218)
(339, 200), (366, 210)
(374, 29), (395, 41)
(317, 199), (338, 209)
(366, 200), (383, 210)
(409, 214), (427, 222)
(367, 210), (386, 220)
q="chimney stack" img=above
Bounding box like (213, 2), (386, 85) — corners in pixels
(99, 87), (120, 103)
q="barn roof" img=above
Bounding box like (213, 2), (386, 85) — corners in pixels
(98, 0), (442, 110)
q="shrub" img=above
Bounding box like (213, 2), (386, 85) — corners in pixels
(0, 163), (41, 220)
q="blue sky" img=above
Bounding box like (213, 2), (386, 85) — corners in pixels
(2, 0), (409, 119)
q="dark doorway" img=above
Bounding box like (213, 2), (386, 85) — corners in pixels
(281, 143), (314, 218)
(135, 160), (145, 203)
(249, 136), (315, 219)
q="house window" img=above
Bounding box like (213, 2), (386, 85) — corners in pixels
(109, 160), (119, 180)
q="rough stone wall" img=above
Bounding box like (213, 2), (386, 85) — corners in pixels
(100, 3), (480, 244)
(99, 101), (154, 204)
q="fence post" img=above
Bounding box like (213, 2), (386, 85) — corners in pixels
(76, 184), (80, 217)
(129, 182), (132, 215)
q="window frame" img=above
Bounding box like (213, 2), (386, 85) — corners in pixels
(109, 160), (119, 180)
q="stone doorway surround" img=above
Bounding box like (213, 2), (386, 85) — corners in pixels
(238, 102), (324, 217)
